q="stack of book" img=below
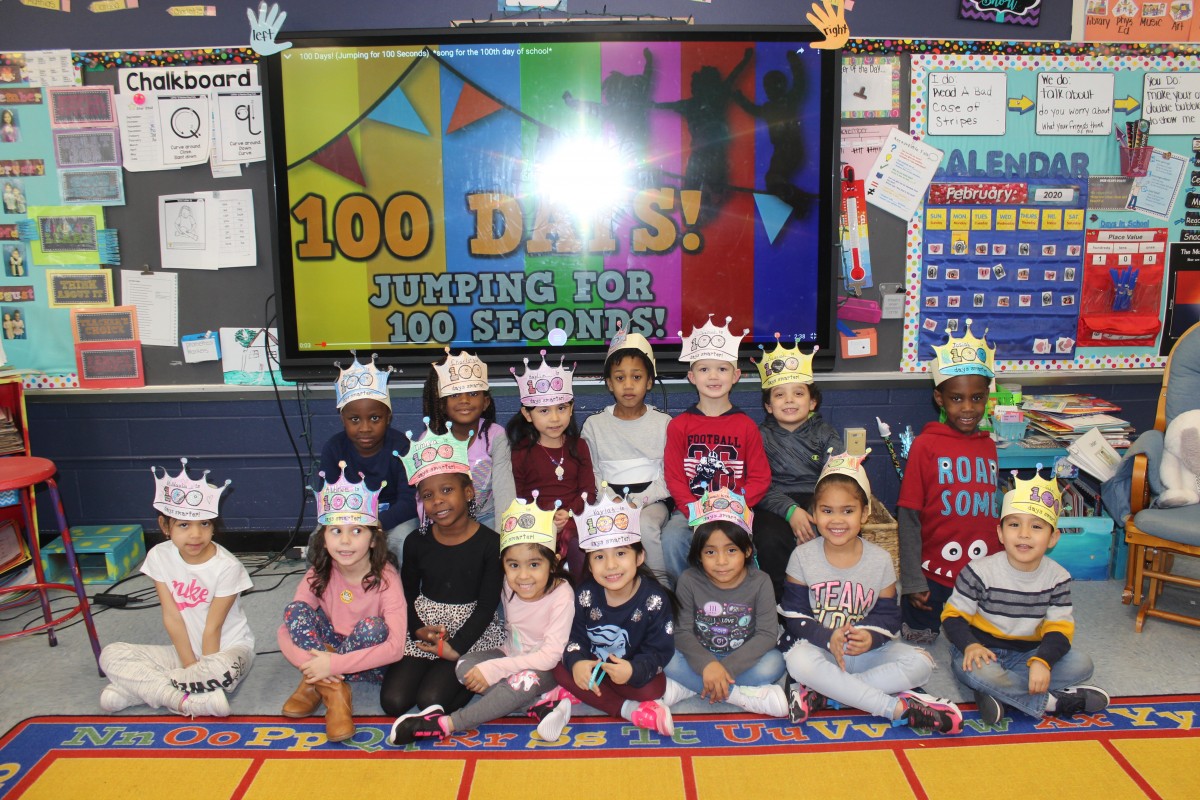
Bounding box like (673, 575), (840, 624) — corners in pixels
(0, 407), (23, 456)
(1020, 394), (1135, 448)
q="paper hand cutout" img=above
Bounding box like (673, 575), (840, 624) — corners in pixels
(807, 0), (850, 50)
(247, 2), (292, 56)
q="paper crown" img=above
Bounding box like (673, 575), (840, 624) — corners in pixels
(511, 349), (575, 407)
(817, 448), (873, 499)
(930, 319), (995, 385)
(151, 458), (230, 521)
(753, 333), (818, 389)
(434, 347), (489, 398)
(335, 352), (394, 410)
(686, 486), (753, 534)
(401, 419), (472, 486)
(311, 462), (383, 526)
(575, 484), (642, 551)
(1000, 466), (1063, 527)
(498, 492), (558, 552)
(606, 319), (657, 377)
(678, 314), (748, 364)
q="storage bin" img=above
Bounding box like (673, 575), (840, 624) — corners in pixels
(41, 524), (145, 584)
(1049, 515), (1114, 581)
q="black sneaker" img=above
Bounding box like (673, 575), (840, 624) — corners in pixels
(787, 683), (839, 724)
(897, 691), (963, 734)
(388, 704), (446, 745)
(973, 690), (1005, 726)
(1050, 685), (1110, 717)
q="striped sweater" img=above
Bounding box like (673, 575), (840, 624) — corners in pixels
(941, 552), (1074, 668)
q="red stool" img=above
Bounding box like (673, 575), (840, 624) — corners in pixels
(0, 456), (103, 674)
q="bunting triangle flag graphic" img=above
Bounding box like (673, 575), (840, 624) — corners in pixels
(310, 134), (366, 187)
(754, 192), (793, 245)
(367, 85), (429, 136)
(447, 82), (504, 133)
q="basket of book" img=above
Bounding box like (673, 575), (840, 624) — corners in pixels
(862, 497), (899, 579)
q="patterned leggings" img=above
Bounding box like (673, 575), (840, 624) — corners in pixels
(283, 601), (389, 682)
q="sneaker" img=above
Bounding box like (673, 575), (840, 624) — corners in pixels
(729, 685), (789, 718)
(897, 691), (963, 734)
(661, 678), (696, 708)
(630, 700), (673, 737)
(973, 690), (1005, 726)
(180, 689), (230, 718)
(100, 684), (140, 712)
(388, 704), (446, 745)
(529, 697), (572, 741)
(788, 684), (839, 724)
(1050, 685), (1110, 717)
(900, 624), (939, 644)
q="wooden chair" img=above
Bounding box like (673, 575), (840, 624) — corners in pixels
(1122, 321), (1200, 631)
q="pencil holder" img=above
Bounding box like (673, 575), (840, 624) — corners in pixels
(1119, 142), (1152, 178)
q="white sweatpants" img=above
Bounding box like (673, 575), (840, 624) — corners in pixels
(99, 641), (253, 709)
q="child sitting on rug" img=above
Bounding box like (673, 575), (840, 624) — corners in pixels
(780, 452), (963, 734)
(387, 495), (574, 744)
(98, 460), (253, 718)
(942, 468), (1110, 725)
(531, 487), (677, 741)
(278, 463), (407, 742)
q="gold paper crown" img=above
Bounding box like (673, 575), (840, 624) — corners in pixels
(498, 492), (558, 552)
(817, 448), (873, 499)
(753, 333), (818, 389)
(433, 347), (489, 398)
(678, 314), (748, 364)
(1000, 466), (1063, 527)
(930, 319), (996, 385)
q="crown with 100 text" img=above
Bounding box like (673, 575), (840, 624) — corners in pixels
(817, 448), (873, 499)
(575, 483), (642, 551)
(334, 352), (395, 410)
(686, 486), (753, 534)
(678, 314), (748, 364)
(511, 349), (575, 407)
(930, 318), (995, 385)
(499, 492), (559, 552)
(754, 333), (818, 389)
(1000, 465), (1063, 528)
(311, 461), (383, 526)
(401, 419), (472, 486)
(434, 347), (489, 398)
(151, 458), (230, 521)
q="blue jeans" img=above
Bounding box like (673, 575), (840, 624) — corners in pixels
(660, 510), (693, 586)
(665, 648), (786, 694)
(948, 644), (1095, 718)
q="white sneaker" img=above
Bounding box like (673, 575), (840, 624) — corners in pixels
(181, 689), (230, 718)
(661, 678), (696, 708)
(99, 684), (141, 712)
(729, 685), (789, 718)
(534, 698), (572, 742)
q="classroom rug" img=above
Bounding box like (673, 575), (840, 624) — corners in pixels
(1, 695), (1198, 800)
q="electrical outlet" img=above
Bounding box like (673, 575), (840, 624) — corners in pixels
(845, 427), (867, 455)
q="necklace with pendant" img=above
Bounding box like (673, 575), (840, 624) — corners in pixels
(541, 444), (565, 481)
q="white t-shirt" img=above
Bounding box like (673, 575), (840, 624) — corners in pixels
(141, 541), (255, 657)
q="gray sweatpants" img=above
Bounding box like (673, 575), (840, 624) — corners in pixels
(99, 641), (253, 709)
(449, 649), (555, 733)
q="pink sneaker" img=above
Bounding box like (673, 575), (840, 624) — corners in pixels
(630, 700), (673, 737)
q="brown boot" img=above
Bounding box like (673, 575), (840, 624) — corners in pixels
(281, 672), (322, 718)
(316, 680), (355, 742)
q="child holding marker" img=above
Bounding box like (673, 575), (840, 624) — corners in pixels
(279, 463), (406, 742)
(582, 322), (672, 579)
(897, 321), (999, 643)
(387, 496), (574, 744)
(942, 469), (1109, 725)
(99, 460), (252, 718)
(780, 451), (963, 734)
(420, 347), (504, 528)
(492, 350), (596, 580)
(318, 354), (418, 563)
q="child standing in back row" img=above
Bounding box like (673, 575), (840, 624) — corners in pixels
(99, 460), (253, 717)
(582, 322), (672, 580)
(897, 321), (999, 643)
(661, 315), (772, 585)
(319, 354), (418, 563)
(751, 335), (841, 601)
(942, 469), (1110, 725)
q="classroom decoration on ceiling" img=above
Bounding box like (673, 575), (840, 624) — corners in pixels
(897, 43), (1200, 374)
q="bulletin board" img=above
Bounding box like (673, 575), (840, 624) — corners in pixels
(0, 49), (277, 387)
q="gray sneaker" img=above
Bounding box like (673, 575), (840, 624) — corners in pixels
(1050, 685), (1110, 717)
(973, 690), (1005, 726)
